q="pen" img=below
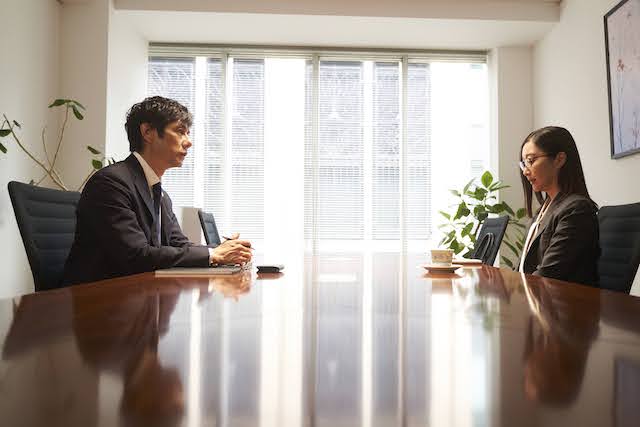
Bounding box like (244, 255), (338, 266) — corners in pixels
(222, 235), (254, 250)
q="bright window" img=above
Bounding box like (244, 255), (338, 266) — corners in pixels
(148, 49), (489, 250)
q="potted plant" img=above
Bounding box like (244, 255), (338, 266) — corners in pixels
(0, 99), (113, 191)
(438, 171), (527, 269)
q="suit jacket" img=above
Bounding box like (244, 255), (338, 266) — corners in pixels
(520, 192), (600, 287)
(63, 154), (211, 285)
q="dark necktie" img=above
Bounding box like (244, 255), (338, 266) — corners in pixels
(152, 182), (162, 246)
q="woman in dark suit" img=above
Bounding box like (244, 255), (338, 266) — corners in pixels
(518, 126), (599, 286)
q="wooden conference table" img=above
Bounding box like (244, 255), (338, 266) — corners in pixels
(1, 252), (640, 427)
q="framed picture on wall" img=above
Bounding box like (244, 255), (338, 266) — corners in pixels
(605, 0), (640, 159)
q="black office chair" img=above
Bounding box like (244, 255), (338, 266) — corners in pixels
(197, 209), (221, 246)
(8, 181), (81, 292)
(471, 215), (509, 265)
(598, 202), (640, 293)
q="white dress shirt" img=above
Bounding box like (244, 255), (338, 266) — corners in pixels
(132, 152), (216, 264)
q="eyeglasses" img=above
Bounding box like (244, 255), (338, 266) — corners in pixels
(519, 154), (550, 172)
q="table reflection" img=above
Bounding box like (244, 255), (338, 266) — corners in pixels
(1, 253), (639, 427)
(521, 274), (600, 406)
(72, 279), (185, 427)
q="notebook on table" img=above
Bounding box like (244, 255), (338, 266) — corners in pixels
(155, 264), (242, 276)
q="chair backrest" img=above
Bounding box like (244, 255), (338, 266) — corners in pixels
(8, 181), (81, 292)
(197, 209), (221, 246)
(471, 215), (510, 265)
(598, 202), (640, 293)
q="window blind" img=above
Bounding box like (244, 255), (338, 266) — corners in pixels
(147, 50), (488, 246)
(372, 62), (400, 239)
(147, 57), (196, 207)
(203, 59), (224, 226)
(230, 59), (265, 237)
(310, 60), (365, 239)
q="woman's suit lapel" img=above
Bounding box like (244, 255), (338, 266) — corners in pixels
(522, 192), (568, 270)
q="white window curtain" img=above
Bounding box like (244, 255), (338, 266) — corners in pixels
(148, 48), (488, 250)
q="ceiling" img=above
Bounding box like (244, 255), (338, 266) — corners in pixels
(114, 0), (562, 22)
(120, 10), (558, 51)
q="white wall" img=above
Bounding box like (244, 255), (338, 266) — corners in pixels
(534, 0), (638, 206)
(58, 0), (111, 190)
(106, 8), (148, 161)
(533, 0), (640, 295)
(490, 47), (534, 214)
(0, 0), (60, 297)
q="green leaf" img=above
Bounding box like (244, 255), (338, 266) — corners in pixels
(481, 171), (493, 188)
(501, 256), (514, 269)
(473, 205), (485, 215)
(86, 145), (101, 155)
(502, 203), (515, 216)
(473, 188), (488, 201)
(92, 159), (103, 170)
(462, 178), (475, 194)
(48, 99), (66, 108)
(72, 106), (84, 120)
(454, 202), (470, 220)
(488, 180), (504, 190)
(0, 129), (11, 137)
(516, 208), (526, 219)
(503, 240), (519, 257)
(12, 120), (21, 129)
(439, 210), (451, 220)
(450, 189), (461, 197)
(488, 203), (505, 214)
(0, 142), (6, 153)
(477, 211), (488, 222)
(489, 184), (510, 192)
(71, 100), (86, 110)
(461, 222), (474, 237)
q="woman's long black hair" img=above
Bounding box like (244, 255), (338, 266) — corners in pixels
(520, 126), (594, 217)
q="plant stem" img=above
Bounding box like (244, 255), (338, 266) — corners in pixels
(50, 106), (69, 172)
(77, 168), (95, 191)
(41, 127), (52, 167)
(2, 114), (67, 190)
(38, 126), (68, 187)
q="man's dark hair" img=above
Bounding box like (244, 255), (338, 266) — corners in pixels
(125, 96), (193, 152)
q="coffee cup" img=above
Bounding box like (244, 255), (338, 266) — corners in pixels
(430, 249), (454, 266)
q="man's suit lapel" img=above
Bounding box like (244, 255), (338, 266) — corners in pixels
(125, 154), (155, 221)
(125, 155), (162, 246)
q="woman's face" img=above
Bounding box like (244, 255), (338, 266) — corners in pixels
(521, 140), (564, 195)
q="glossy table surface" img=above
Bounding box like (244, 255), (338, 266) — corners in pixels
(1, 253), (640, 427)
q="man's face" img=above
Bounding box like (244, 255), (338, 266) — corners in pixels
(147, 120), (192, 170)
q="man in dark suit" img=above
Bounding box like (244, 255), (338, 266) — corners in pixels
(63, 96), (252, 286)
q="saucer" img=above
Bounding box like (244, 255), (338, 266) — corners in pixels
(421, 264), (462, 273)
(453, 258), (483, 266)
